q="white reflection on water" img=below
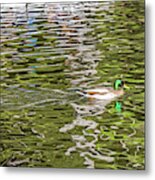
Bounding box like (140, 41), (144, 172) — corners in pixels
(55, 2), (115, 168)
(60, 99), (114, 168)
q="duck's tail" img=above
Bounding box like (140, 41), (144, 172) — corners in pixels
(67, 88), (86, 96)
(76, 89), (87, 96)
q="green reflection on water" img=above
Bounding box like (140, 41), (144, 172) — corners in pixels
(115, 102), (122, 112)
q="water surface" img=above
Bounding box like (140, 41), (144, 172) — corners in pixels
(0, 1), (144, 169)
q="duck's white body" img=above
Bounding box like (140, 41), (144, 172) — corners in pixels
(84, 92), (118, 100)
(77, 87), (124, 100)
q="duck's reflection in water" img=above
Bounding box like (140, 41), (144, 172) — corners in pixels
(60, 99), (114, 168)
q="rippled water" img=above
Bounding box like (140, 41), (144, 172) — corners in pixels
(0, 1), (144, 169)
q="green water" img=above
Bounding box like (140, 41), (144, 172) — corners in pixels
(0, 1), (144, 169)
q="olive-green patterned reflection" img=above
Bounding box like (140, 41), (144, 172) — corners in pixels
(0, 1), (144, 169)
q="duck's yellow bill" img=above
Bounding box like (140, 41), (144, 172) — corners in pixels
(124, 84), (130, 90)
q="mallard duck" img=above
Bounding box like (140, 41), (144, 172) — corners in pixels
(76, 80), (127, 100)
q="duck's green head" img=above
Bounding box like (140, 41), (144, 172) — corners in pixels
(114, 79), (124, 90)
